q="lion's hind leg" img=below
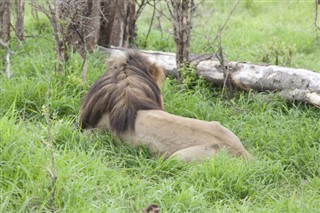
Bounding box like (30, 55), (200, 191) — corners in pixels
(168, 144), (221, 162)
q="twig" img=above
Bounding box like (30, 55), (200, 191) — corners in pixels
(201, 1), (240, 99)
(143, 0), (156, 48)
(24, 35), (45, 39)
(212, 0), (240, 44)
(135, 0), (148, 20)
(10, 23), (18, 39)
(217, 28), (233, 100)
(153, 2), (171, 21)
(81, 55), (88, 83)
(202, 0), (240, 51)
(73, 25), (88, 83)
(154, 2), (164, 36)
(0, 38), (13, 79)
(10, 22), (24, 47)
(43, 80), (58, 208)
(165, 0), (174, 22)
(99, 4), (108, 23)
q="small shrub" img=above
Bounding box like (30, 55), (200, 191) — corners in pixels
(253, 38), (296, 66)
(179, 65), (214, 91)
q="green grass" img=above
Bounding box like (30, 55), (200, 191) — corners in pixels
(137, 1), (320, 71)
(1, 1), (320, 212)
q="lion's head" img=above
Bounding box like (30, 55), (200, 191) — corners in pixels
(80, 51), (166, 135)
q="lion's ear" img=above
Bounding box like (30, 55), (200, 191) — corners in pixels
(150, 63), (166, 88)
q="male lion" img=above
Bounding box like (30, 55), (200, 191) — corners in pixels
(80, 51), (252, 161)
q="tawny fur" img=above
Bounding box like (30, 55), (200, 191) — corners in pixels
(80, 51), (165, 135)
(80, 51), (252, 161)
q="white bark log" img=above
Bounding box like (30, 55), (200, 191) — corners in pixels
(99, 46), (320, 108)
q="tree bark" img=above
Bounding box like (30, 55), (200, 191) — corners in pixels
(15, 0), (25, 41)
(85, 0), (101, 51)
(0, 0), (11, 42)
(99, 46), (320, 108)
(99, 0), (135, 47)
(167, 0), (195, 69)
(65, 0), (101, 53)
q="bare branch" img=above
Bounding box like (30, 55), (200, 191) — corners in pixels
(152, 1), (171, 21)
(42, 80), (58, 209)
(165, 0), (174, 21)
(211, 0), (240, 45)
(135, 0), (148, 20)
(200, 1), (240, 99)
(81, 55), (88, 83)
(143, 0), (156, 48)
(201, 0), (241, 53)
(0, 38), (13, 79)
(216, 28), (233, 99)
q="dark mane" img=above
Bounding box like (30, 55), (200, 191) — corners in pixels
(80, 51), (164, 135)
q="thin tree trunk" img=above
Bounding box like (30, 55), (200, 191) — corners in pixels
(180, 0), (191, 64)
(48, 0), (65, 73)
(85, 0), (101, 51)
(167, 0), (195, 79)
(15, 0), (25, 41)
(0, 0), (12, 78)
(127, 0), (136, 47)
(0, 0), (11, 42)
(99, 0), (135, 47)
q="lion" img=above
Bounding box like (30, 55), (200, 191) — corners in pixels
(80, 51), (252, 161)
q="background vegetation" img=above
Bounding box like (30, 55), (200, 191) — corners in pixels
(1, 1), (320, 212)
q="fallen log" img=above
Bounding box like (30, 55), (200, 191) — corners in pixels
(99, 46), (320, 108)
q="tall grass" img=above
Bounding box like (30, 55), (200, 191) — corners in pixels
(1, 1), (320, 212)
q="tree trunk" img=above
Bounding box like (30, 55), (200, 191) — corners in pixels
(99, 46), (320, 108)
(167, 0), (195, 68)
(85, 0), (101, 51)
(46, 0), (65, 73)
(99, 0), (135, 47)
(15, 0), (25, 41)
(65, 0), (101, 53)
(0, 0), (11, 42)
(127, 0), (136, 47)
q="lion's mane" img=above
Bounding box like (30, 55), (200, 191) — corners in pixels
(80, 51), (165, 135)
